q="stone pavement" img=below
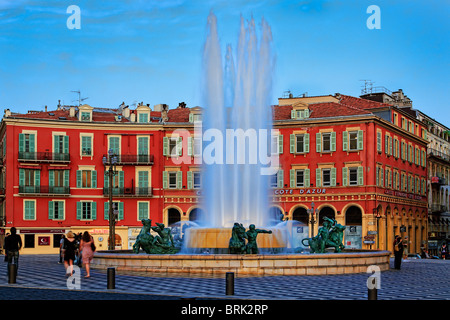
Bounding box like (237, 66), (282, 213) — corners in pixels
(0, 254), (449, 300)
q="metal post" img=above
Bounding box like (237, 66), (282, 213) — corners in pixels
(226, 272), (234, 295)
(107, 267), (115, 289)
(8, 264), (16, 284)
(108, 167), (114, 251)
(368, 287), (377, 300)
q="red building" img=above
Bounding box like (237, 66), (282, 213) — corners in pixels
(0, 94), (429, 254)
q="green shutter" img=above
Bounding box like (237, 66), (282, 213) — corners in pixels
(277, 170), (284, 188)
(389, 137), (393, 155)
(358, 166), (364, 186)
(29, 134), (35, 152)
(331, 167), (336, 186)
(304, 133), (309, 153)
(187, 137), (193, 156)
(278, 135), (283, 154)
(342, 167), (348, 186)
(177, 137), (182, 156)
(331, 132), (336, 152)
(34, 170), (40, 188)
(19, 169), (24, 186)
(290, 169), (295, 188)
(77, 202), (82, 220)
(119, 171), (124, 187)
(176, 171), (182, 189)
(19, 133), (24, 152)
(377, 132), (381, 152)
(63, 136), (69, 154)
(291, 110), (296, 119)
(163, 171), (168, 189)
(343, 131), (348, 151)
(64, 170), (69, 187)
(187, 171), (193, 189)
(357, 130), (363, 150)
(104, 202), (109, 220)
(385, 135), (388, 154)
(316, 133), (321, 153)
(91, 170), (97, 188)
(118, 202), (124, 220)
(139, 202), (148, 220)
(290, 134), (295, 153)
(304, 169), (310, 187)
(49, 170), (54, 187)
(92, 202), (97, 220)
(104, 171), (109, 188)
(48, 201), (54, 220)
(76, 170), (82, 188)
(163, 137), (169, 156)
(316, 168), (321, 187)
(59, 201), (64, 220)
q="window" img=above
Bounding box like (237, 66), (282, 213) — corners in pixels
(48, 201), (64, 220)
(188, 137), (202, 156)
(104, 201), (124, 220)
(296, 134), (305, 153)
(139, 113), (148, 123)
(296, 170), (304, 187)
(24, 200), (35, 220)
(138, 171), (149, 191)
(193, 172), (201, 189)
(24, 234), (35, 248)
(81, 136), (92, 156)
(349, 132), (358, 150)
(49, 170), (69, 193)
(18, 133), (36, 159)
(322, 133), (331, 152)
(168, 172), (177, 189)
(77, 201), (97, 220)
(349, 167), (358, 186)
(138, 137), (149, 162)
(19, 169), (40, 193)
(138, 202), (149, 220)
(81, 112), (91, 121)
(76, 170), (97, 188)
(163, 171), (182, 189)
(322, 168), (331, 186)
(163, 137), (182, 156)
(270, 173), (278, 188)
(290, 134), (309, 153)
(377, 131), (382, 152)
(109, 137), (120, 155)
(270, 170), (283, 188)
(291, 109), (310, 119)
(169, 138), (177, 155)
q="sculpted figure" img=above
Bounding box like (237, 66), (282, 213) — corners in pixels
(245, 224), (272, 254)
(133, 219), (154, 254)
(133, 220), (179, 254)
(302, 217), (346, 253)
(229, 223), (247, 254)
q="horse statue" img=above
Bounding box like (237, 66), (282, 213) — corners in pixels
(302, 217), (346, 253)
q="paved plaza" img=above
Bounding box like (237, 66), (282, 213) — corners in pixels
(0, 254), (449, 301)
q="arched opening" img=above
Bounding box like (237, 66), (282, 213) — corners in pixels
(108, 234), (122, 249)
(268, 206), (284, 222)
(189, 208), (205, 222)
(319, 206), (335, 225)
(344, 205), (362, 249)
(292, 206), (309, 224)
(168, 208), (181, 226)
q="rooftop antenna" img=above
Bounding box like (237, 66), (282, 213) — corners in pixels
(359, 80), (374, 95)
(71, 90), (89, 106)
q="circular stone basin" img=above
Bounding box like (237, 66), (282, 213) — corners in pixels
(92, 250), (391, 276)
(185, 227), (286, 249)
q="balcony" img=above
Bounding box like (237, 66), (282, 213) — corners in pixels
(428, 148), (450, 163)
(429, 203), (447, 213)
(103, 154), (154, 165)
(103, 187), (152, 197)
(18, 152), (70, 163)
(18, 186), (70, 195)
(431, 176), (447, 185)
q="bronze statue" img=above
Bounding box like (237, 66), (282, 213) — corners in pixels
(228, 223), (272, 254)
(302, 217), (346, 253)
(245, 224), (272, 254)
(229, 223), (247, 254)
(133, 219), (179, 254)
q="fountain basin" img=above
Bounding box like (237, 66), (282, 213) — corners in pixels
(185, 227), (286, 251)
(92, 250), (391, 276)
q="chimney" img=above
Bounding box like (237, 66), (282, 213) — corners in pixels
(122, 105), (130, 118)
(130, 112), (136, 122)
(4, 109), (11, 117)
(45, 105), (47, 112)
(69, 106), (76, 117)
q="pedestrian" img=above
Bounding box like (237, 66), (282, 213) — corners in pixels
(79, 231), (95, 278)
(3, 227), (22, 278)
(439, 243), (448, 260)
(58, 235), (65, 264)
(63, 231), (77, 276)
(393, 235), (404, 270)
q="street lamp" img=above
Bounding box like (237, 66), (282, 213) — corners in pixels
(373, 206), (382, 249)
(308, 202), (318, 237)
(103, 149), (118, 251)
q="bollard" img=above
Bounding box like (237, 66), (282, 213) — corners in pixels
(107, 267), (115, 289)
(8, 264), (17, 284)
(226, 272), (234, 295)
(368, 287), (377, 300)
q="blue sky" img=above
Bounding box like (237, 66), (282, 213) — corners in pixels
(0, 0), (449, 122)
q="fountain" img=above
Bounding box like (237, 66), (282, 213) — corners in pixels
(92, 12), (391, 275)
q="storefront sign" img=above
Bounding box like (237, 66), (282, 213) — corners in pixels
(91, 229), (109, 235)
(20, 229), (65, 234)
(384, 189), (424, 201)
(38, 236), (50, 246)
(274, 188), (327, 195)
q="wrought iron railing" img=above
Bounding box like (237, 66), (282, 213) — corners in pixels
(18, 152), (70, 162)
(102, 187), (152, 197)
(18, 185), (70, 195)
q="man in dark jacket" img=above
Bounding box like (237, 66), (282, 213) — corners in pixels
(393, 235), (404, 270)
(3, 227), (22, 277)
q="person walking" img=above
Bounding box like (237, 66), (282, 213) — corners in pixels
(63, 231), (77, 276)
(440, 243), (448, 260)
(393, 235), (404, 270)
(58, 235), (65, 264)
(79, 231), (95, 278)
(3, 227), (22, 278)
